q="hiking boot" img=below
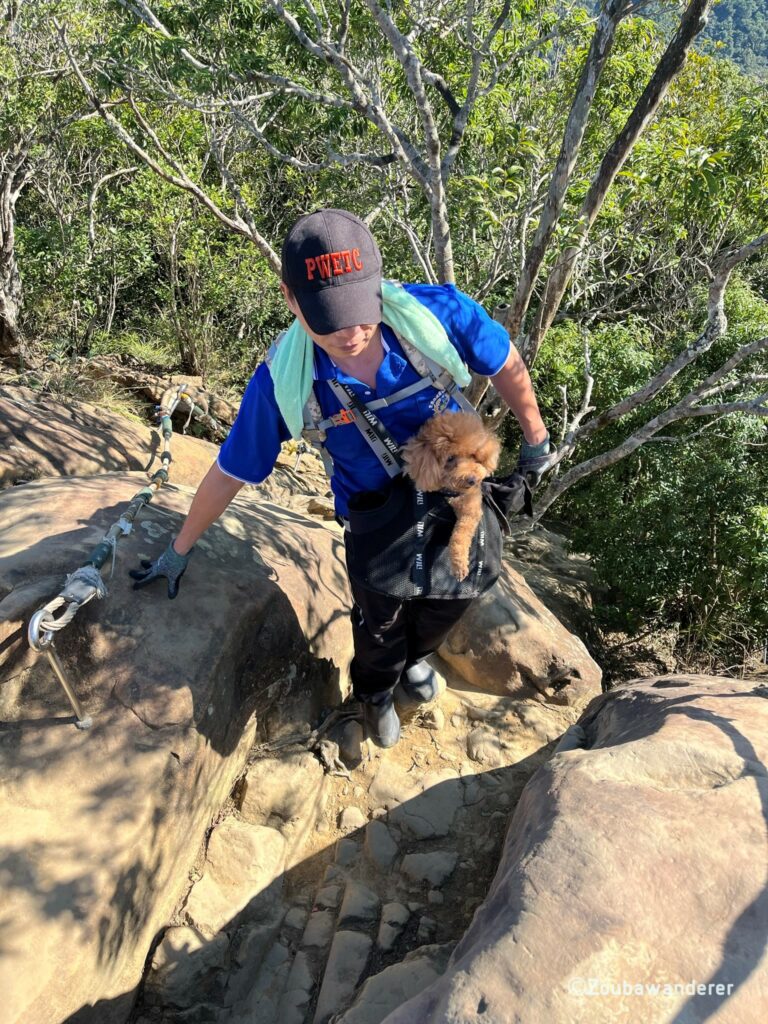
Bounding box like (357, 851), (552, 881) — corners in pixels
(395, 661), (439, 706)
(359, 690), (401, 748)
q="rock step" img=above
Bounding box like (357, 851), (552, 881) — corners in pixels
(235, 837), (385, 1024)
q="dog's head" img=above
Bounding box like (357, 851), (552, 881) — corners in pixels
(402, 411), (501, 493)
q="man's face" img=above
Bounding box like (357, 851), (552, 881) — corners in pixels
(281, 283), (380, 360)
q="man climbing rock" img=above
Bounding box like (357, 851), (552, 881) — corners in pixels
(131, 209), (551, 748)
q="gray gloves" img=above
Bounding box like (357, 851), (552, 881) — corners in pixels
(518, 432), (556, 490)
(130, 539), (191, 599)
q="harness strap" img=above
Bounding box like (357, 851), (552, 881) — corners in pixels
(394, 331), (478, 415)
(267, 335), (335, 474)
(340, 376), (434, 417)
(328, 379), (404, 478)
(267, 326), (478, 477)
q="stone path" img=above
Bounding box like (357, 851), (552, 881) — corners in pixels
(135, 662), (580, 1024)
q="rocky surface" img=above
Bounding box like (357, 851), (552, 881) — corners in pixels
(0, 472), (351, 1024)
(134, 655), (594, 1024)
(384, 675), (768, 1024)
(0, 386), (609, 1024)
(0, 384), (220, 489)
(504, 527), (599, 644)
(439, 564), (601, 707)
(0, 382), (332, 505)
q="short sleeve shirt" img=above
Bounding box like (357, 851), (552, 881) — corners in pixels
(217, 283), (511, 516)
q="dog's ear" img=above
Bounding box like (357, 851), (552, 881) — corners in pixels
(477, 435), (501, 474)
(402, 436), (445, 491)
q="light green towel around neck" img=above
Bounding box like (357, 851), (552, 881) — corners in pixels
(270, 280), (472, 439)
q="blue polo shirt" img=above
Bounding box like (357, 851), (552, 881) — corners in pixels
(217, 283), (511, 515)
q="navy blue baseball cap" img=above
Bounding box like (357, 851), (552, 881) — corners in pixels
(281, 209), (383, 334)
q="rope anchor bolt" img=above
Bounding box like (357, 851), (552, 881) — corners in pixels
(28, 610), (93, 730)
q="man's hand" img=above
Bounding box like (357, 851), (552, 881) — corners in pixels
(517, 433), (556, 490)
(130, 540), (191, 599)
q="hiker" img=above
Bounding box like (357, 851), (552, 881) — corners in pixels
(131, 209), (551, 748)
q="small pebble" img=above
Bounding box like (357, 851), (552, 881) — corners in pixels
(338, 806), (367, 831)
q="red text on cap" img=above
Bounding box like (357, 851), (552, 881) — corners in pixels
(305, 248), (363, 281)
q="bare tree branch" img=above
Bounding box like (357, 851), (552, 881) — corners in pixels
(265, 0), (430, 184)
(88, 166), (136, 247)
(523, 0), (714, 364)
(504, 0), (630, 342)
(575, 232), (768, 441)
(532, 334), (768, 520)
(363, 0), (454, 280)
(55, 19), (281, 273)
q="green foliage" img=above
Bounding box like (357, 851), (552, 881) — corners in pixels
(3, 0), (767, 672)
(533, 285), (768, 667)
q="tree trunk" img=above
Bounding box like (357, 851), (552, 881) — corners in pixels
(503, 0), (629, 343)
(0, 186), (23, 360)
(520, 0), (713, 366)
(1, 144), (32, 362)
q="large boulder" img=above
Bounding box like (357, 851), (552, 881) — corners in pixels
(0, 384), (220, 489)
(384, 675), (768, 1024)
(0, 472), (352, 1024)
(439, 564), (602, 709)
(504, 526), (599, 645)
(0, 383), (331, 510)
(183, 819), (286, 937)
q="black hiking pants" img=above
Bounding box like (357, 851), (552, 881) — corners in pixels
(349, 577), (474, 698)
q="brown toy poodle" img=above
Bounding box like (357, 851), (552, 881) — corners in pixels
(402, 411), (501, 580)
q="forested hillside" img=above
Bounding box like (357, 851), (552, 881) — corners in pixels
(655, 0), (768, 75)
(684, 0), (768, 76)
(1, 0), (766, 673)
(616, 2), (768, 77)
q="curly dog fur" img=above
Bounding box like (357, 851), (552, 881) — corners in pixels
(402, 411), (501, 580)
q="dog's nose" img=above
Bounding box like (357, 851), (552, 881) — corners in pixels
(464, 476), (478, 487)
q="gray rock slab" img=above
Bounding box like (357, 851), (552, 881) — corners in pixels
(460, 774), (483, 806)
(145, 926), (229, 1009)
(377, 902), (410, 952)
(367, 759), (414, 808)
(315, 884), (342, 910)
(184, 820), (285, 937)
(401, 851), (459, 888)
(225, 915), (286, 1006)
(389, 769), (463, 839)
(338, 880), (380, 928)
(339, 806), (367, 831)
(313, 931), (373, 1024)
(277, 950), (316, 1023)
(337, 944), (454, 1024)
(229, 940), (291, 1023)
(284, 907), (308, 932)
(364, 819), (399, 872)
(323, 863), (347, 884)
(301, 909), (336, 951)
(335, 837), (360, 865)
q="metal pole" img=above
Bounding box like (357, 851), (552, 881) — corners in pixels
(28, 610), (93, 730)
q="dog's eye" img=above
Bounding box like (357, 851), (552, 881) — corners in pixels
(444, 455), (457, 466)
